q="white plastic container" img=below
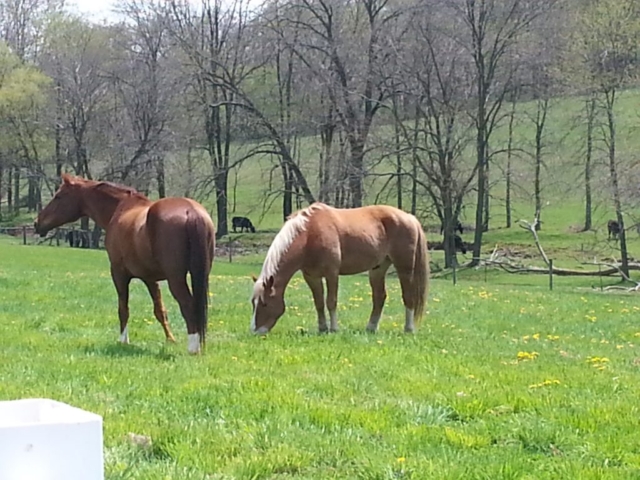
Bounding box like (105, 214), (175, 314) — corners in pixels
(0, 398), (104, 480)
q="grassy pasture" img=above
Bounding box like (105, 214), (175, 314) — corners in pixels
(2, 236), (640, 479)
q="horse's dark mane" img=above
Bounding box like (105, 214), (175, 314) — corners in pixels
(96, 181), (148, 199)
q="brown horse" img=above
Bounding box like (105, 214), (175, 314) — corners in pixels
(34, 174), (215, 354)
(250, 203), (429, 334)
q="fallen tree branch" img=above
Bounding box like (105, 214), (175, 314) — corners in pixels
(478, 258), (640, 276)
(519, 216), (549, 266)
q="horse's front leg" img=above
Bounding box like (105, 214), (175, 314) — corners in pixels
(303, 273), (328, 333)
(111, 268), (132, 344)
(325, 274), (340, 332)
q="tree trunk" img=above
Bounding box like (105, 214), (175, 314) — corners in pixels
(156, 156), (166, 198)
(55, 81), (63, 188)
(0, 162), (3, 221)
(349, 142), (364, 207)
(506, 98), (516, 228)
(395, 128), (403, 210)
(442, 196), (456, 268)
(472, 138), (487, 266)
(13, 166), (20, 214)
(185, 140), (193, 197)
(283, 164), (293, 221)
(28, 178), (37, 212)
(411, 153), (417, 216)
(319, 113), (334, 204)
(393, 96), (403, 210)
(533, 98), (548, 231)
(483, 165), (490, 233)
(215, 169), (229, 239)
(605, 90), (629, 277)
(583, 96), (595, 232)
(7, 167), (12, 214)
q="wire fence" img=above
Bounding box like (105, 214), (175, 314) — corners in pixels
(0, 226), (101, 249)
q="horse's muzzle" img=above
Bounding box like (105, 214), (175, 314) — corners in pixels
(33, 221), (47, 236)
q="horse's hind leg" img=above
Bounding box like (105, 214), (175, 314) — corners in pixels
(366, 259), (391, 332)
(303, 273), (328, 333)
(143, 279), (176, 343)
(167, 276), (200, 354)
(397, 271), (417, 333)
(111, 268), (132, 343)
(325, 274), (340, 332)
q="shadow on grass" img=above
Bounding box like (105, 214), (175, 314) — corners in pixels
(84, 342), (152, 358)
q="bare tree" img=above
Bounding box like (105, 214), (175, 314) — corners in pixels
(281, 0), (404, 207)
(107, 0), (175, 198)
(0, 0), (63, 214)
(434, 0), (555, 265)
(168, 0), (307, 235)
(41, 15), (111, 180)
(396, 14), (477, 268)
(571, 0), (640, 277)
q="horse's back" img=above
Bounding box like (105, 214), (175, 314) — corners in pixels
(108, 197), (214, 279)
(147, 197), (215, 265)
(304, 204), (422, 275)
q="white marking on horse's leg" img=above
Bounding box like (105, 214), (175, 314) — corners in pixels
(329, 309), (338, 332)
(187, 333), (201, 354)
(250, 307), (257, 333)
(366, 313), (382, 332)
(404, 308), (415, 333)
(119, 326), (129, 344)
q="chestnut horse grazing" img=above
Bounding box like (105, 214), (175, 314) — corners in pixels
(34, 175), (215, 354)
(250, 203), (429, 334)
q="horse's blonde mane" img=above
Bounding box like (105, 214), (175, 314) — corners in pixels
(257, 203), (326, 282)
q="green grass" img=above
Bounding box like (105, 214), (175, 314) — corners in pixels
(2, 236), (640, 478)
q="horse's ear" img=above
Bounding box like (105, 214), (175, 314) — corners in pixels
(61, 173), (77, 186)
(264, 275), (275, 293)
(251, 274), (258, 283)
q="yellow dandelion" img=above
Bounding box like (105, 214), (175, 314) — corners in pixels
(529, 379), (561, 389)
(397, 457), (406, 463)
(517, 351), (539, 362)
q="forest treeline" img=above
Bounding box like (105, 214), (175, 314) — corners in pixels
(0, 0), (639, 269)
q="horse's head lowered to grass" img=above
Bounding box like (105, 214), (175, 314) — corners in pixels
(250, 274), (286, 334)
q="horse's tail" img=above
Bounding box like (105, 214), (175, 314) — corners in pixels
(412, 219), (430, 326)
(187, 212), (214, 349)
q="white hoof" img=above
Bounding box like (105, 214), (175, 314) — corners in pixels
(187, 333), (201, 354)
(119, 327), (129, 344)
